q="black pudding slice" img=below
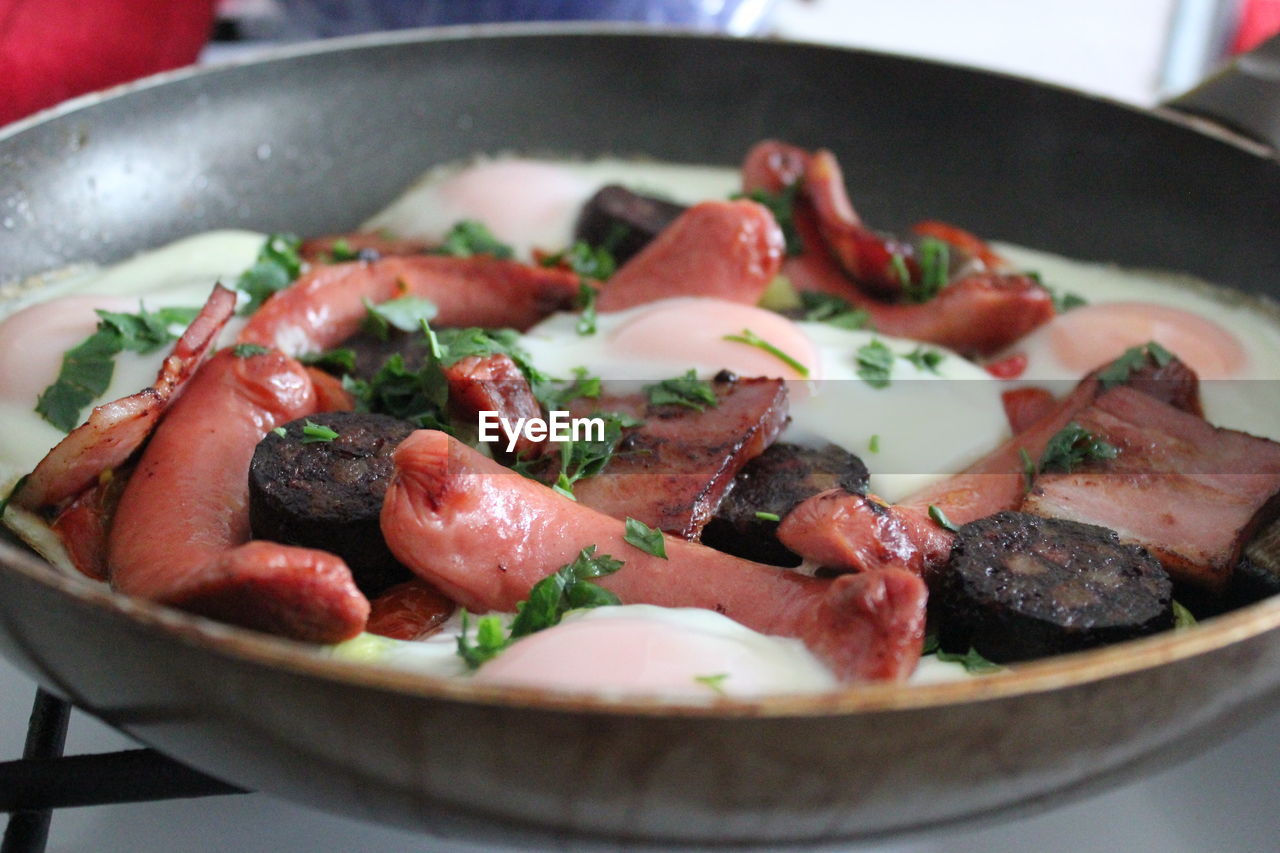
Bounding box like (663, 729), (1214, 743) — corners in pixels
(573, 185), (687, 265)
(702, 442), (870, 566)
(932, 511), (1173, 663)
(249, 411), (417, 597)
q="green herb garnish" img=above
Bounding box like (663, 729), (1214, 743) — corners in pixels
(433, 220), (513, 259)
(1038, 422), (1119, 474)
(733, 182), (803, 256)
(545, 411), (640, 498)
(903, 346), (945, 374)
(722, 328), (810, 377)
(537, 367), (602, 410)
(236, 233), (303, 314)
(855, 339), (894, 389)
(271, 427), (287, 438)
(575, 281), (598, 336)
(35, 304), (201, 432)
(694, 673), (729, 695)
(624, 517), (667, 559)
(361, 296), (438, 340)
(1173, 600), (1197, 629)
(928, 504), (960, 533)
(231, 343), (271, 358)
(644, 369), (718, 412)
(1019, 447), (1036, 492)
(328, 238), (360, 262)
(456, 610), (512, 669)
(542, 241), (616, 281)
(754, 511), (781, 523)
(905, 237), (949, 303)
(869, 434), (881, 454)
(299, 347), (357, 375)
(798, 291), (871, 330)
(936, 646), (1003, 674)
(889, 252), (911, 288)
(1097, 341), (1176, 389)
(342, 353), (450, 431)
(301, 419), (339, 443)
(509, 545), (624, 638)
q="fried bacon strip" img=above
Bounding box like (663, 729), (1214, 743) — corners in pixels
(1024, 386), (1280, 591)
(107, 348), (368, 642)
(16, 284), (237, 515)
(381, 430), (926, 682)
(780, 352), (1204, 575)
(742, 140), (1053, 356)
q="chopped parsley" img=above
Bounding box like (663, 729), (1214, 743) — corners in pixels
(1038, 422), (1119, 474)
(35, 304), (201, 432)
(575, 282), (598, 336)
(299, 347), (357, 375)
(623, 517), (667, 559)
(361, 296), (438, 340)
(541, 241), (617, 281)
(327, 238), (360, 262)
(1046, 285), (1088, 313)
(342, 353), (450, 431)
(455, 545), (625, 670)
(1097, 341), (1176, 389)
(722, 328), (810, 377)
(271, 427), (287, 438)
(644, 369), (718, 412)
(903, 346), (945, 374)
(889, 252), (911, 288)
(537, 367), (602, 410)
(936, 647), (1003, 674)
(904, 237), (950, 303)
(545, 411), (641, 499)
(301, 419), (339, 443)
(868, 434), (881, 454)
(798, 291), (871, 330)
(928, 504), (960, 533)
(231, 343), (271, 358)
(694, 673), (729, 695)
(433, 220), (513, 259)
(510, 546), (624, 638)
(1019, 447), (1036, 491)
(1173, 600), (1197, 629)
(456, 611), (511, 669)
(236, 233), (303, 314)
(733, 182), (803, 256)
(754, 511), (781, 523)
(855, 339), (894, 389)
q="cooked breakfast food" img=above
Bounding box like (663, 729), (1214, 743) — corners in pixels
(3, 139), (1280, 699)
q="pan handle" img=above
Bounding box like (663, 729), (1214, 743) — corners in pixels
(1163, 33), (1280, 152)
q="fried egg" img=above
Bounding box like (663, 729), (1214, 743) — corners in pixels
(6, 156), (1280, 696)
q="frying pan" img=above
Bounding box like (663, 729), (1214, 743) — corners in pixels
(2, 26), (1280, 848)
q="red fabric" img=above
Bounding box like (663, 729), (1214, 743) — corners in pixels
(0, 0), (216, 127)
(1232, 0), (1280, 53)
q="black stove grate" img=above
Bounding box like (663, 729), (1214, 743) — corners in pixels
(0, 689), (245, 853)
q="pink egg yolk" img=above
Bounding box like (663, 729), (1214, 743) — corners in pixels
(470, 612), (804, 696)
(0, 294), (137, 405)
(1049, 302), (1246, 379)
(437, 160), (589, 247)
(608, 297), (819, 380)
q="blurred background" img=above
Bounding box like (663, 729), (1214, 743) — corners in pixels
(2, 0), (1280, 126)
